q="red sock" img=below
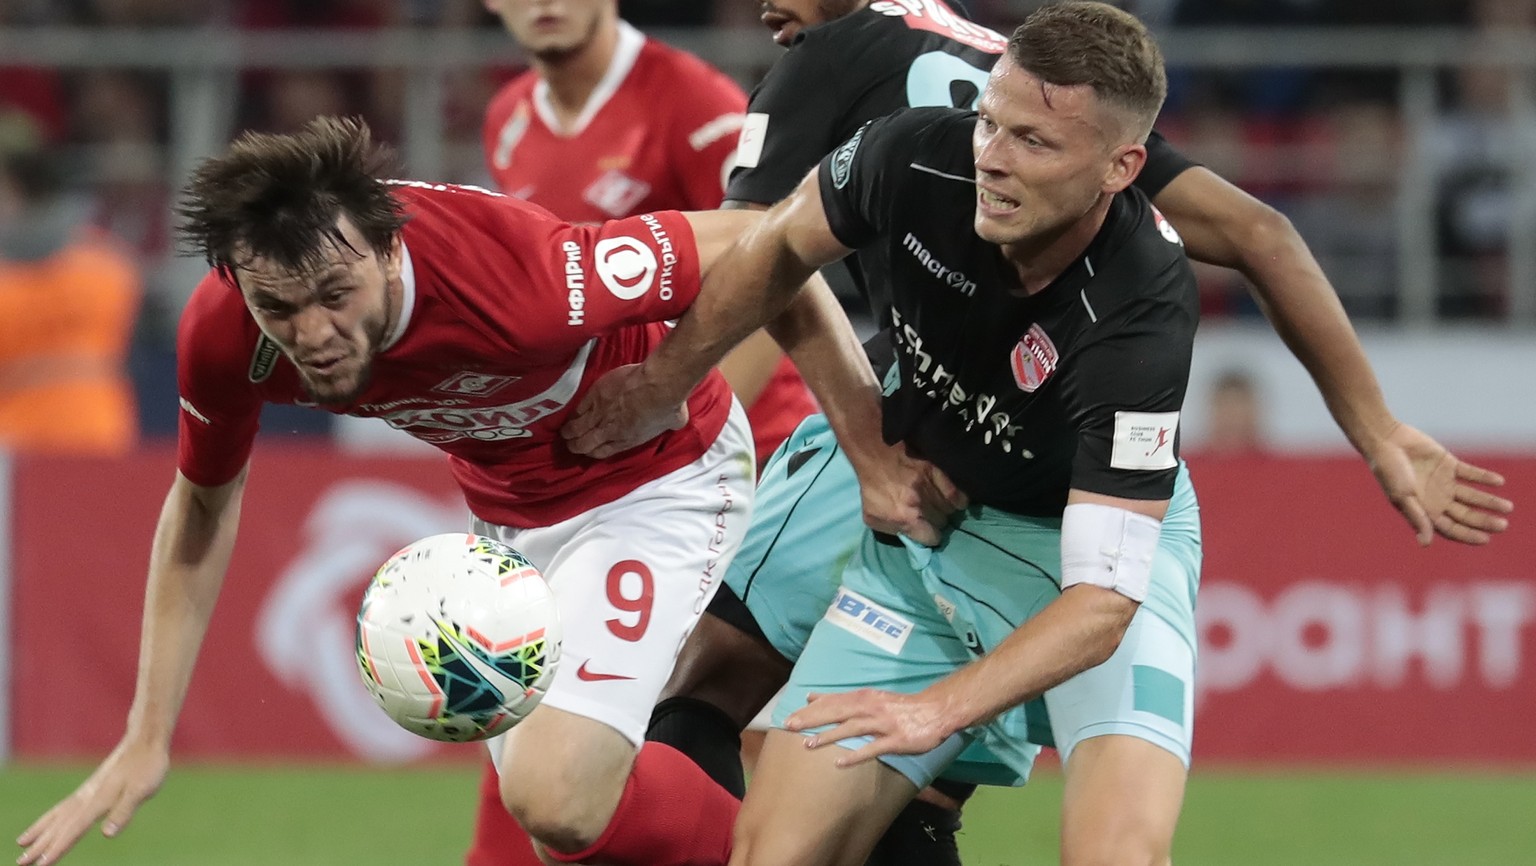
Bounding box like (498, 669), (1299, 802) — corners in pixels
(543, 742), (738, 866)
(466, 758), (545, 866)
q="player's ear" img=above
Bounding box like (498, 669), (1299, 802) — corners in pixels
(1102, 142), (1146, 195)
(383, 233), (403, 283)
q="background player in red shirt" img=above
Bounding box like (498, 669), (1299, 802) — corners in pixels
(480, 0), (814, 468)
(13, 118), (875, 866)
(472, 3), (815, 861)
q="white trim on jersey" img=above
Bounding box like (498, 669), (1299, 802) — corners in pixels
(532, 20), (646, 138)
(909, 162), (974, 184)
(381, 242), (418, 351)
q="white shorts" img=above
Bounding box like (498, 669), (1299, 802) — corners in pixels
(477, 400), (755, 754)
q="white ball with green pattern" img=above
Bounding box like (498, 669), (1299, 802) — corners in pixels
(355, 532), (562, 743)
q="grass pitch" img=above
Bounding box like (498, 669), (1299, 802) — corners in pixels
(3, 764), (1534, 865)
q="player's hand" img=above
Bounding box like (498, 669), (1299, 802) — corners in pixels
(856, 443), (967, 546)
(16, 739), (169, 865)
(1364, 423), (1512, 546)
(561, 364), (690, 459)
(784, 688), (956, 767)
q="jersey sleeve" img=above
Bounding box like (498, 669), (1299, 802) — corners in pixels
(667, 66), (747, 209)
(1062, 274), (1197, 502)
(725, 39), (848, 206)
(1133, 130), (1200, 199)
(535, 211), (704, 340)
(815, 111), (919, 250)
(175, 274), (263, 487)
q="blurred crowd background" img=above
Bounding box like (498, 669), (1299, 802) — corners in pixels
(2, 0), (1535, 451)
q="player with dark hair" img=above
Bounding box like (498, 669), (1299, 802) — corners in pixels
(11, 116), (873, 866)
(566, 4), (1513, 864)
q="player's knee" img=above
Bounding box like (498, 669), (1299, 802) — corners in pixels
(500, 773), (612, 854)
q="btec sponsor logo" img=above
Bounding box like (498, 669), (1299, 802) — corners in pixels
(902, 232), (976, 296)
(563, 240), (587, 325)
(827, 587), (914, 654)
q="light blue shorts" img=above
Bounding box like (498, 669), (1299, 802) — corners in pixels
(721, 414), (863, 661)
(772, 466), (1203, 788)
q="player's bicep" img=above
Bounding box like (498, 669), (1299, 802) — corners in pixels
(1149, 167), (1254, 270)
(175, 296), (263, 487)
(771, 172), (856, 271)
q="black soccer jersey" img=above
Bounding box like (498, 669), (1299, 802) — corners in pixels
(728, 1), (1003, 208)
(818, 108), (1200, 516)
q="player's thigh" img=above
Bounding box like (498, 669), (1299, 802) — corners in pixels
(1059, 734), (1186, 866)
(731, 729), (918, 866)
(478, 402), (755, 750)
(901, 513), (1064, 784)
(1044, 606), (1197, 769)
(724, 413), (864, 663)
(772, 532), (991, 790)
(1043, 473), (1201, 770)
(1046, 609), (1194, 866)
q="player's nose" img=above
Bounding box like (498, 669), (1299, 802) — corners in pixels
(291, 305), (339, 350)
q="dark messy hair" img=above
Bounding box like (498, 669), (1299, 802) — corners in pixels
(176, 116), (408, 282)
(1007, 2), (1167, 143)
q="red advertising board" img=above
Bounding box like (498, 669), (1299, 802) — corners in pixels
(1189, 453), (1536, 765)
(11, 445), (470, 763)
(9, 447), (1535, 764)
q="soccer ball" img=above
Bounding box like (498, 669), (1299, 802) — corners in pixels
(355, 532), (562, 743)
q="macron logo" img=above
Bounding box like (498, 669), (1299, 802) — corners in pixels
(902, 233), (976, 296)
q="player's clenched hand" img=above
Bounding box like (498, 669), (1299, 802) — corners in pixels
(1365, 423), (1512, 546)
(784, 689), (956, 767)
(857, 443), (966, 546)
(561, 364), (689, 459)
(17, 739), (169, 865)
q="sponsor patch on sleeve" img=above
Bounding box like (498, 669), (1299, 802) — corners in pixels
(734, 112), (769, 169)
(594, 236), (658, 300)
(826, 587), (913, 654)
(1111, 410), (1180, 471)
(829, 122), (868, 190)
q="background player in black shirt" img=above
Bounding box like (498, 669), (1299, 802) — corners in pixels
(568, 4), (1513, 864)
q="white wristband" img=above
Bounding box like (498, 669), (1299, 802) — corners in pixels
(1060, 502), (1163, 603)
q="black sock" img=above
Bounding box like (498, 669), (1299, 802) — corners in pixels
(930, 778), (978, 805)
(645, 696), (747, 798)
(865, 799), (964, 866)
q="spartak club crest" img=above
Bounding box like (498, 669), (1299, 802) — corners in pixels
(1010, 324), (1058, 393)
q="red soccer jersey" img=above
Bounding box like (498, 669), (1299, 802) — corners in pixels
(175, 182), (730, 528)
(482, 23), (746, 221)
(482, 24), (815, 465)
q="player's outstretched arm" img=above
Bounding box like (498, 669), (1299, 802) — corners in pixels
(713, 201), (787, 409)
(17, 469), (248, 866)
(562, 176), (961, 542)
(1154, 168), (1512, 544)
